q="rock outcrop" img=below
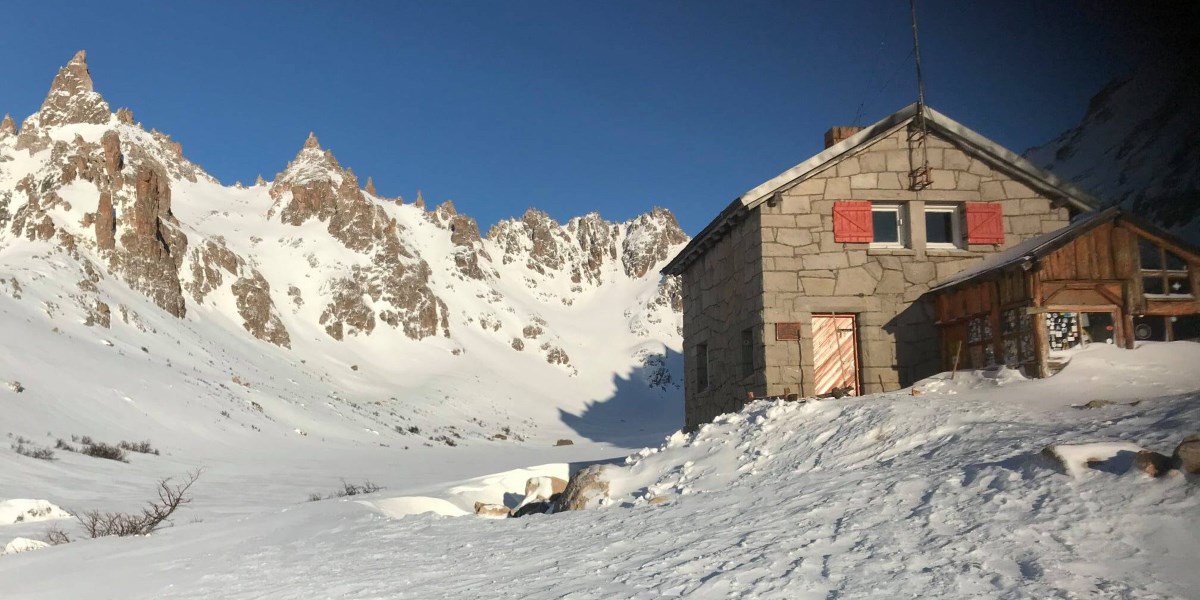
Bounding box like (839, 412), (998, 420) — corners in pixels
(554, 464), (610, 512)
(271, 134), (448, 340)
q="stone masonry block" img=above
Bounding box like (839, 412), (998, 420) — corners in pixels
(1002, 180), (1035, 198)
(859, 151), (887, 172)
(803, 253), (850, 270)
(834, 266), (877, 296)
(791, 178), (825, 195)
(823, 177), (851, 198)
(850, 172), (878, 190)
(980, 181), (1006, 201)
(836, 157), (862, 177)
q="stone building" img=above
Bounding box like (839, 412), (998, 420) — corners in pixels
(662, 104), (1097, 430)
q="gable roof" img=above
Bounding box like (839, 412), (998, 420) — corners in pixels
(926, 207), (1200, 294)
(662, 103), (1099, 276)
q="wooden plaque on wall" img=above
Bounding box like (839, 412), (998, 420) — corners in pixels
(775, 322), (803, 341)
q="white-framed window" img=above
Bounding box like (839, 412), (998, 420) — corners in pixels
(924, 203), (964, 249)
(871, 203), (908, 248)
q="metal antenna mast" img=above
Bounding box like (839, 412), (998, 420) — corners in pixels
(908, 0), (932, 190)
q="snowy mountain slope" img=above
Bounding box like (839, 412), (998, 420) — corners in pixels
(0, 51), (688, 454)
(1, 343), (1197, 598)
(1025, 63), (1200, 238)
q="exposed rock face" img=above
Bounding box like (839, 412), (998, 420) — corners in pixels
(271, 135), (448, 340)
(432, 200), (493, 280)
(568, 213), (619, 283)
(621, 207), (689, 278)
(114, 166), (187, 317)
(232, 272), (291, 348)
(488, 207), (688, 288)
(95, 192), (115, 250)
(27, 50), (111, 129)
(364, 176), (377, 196)
(554, 464), (610, 511)
(1174, 435), (1200, 474)
(0, 114), (15, 137)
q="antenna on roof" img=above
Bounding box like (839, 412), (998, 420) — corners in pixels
(908, 0), (932, 191)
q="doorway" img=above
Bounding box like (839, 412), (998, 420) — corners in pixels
(812, 314), (860, 396)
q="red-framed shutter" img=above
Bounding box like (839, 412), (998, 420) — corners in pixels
(833, 201), (873, 243)
(965, 203), (1004, 245)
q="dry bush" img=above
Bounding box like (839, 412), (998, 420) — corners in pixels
(80, 441), (127, 462)
(308, 479), (382, 501)
(42, 524), (72, 546)
(118, 440), (160, 455)
(12, 437), (55, 461)
(77, 470), (202, 538)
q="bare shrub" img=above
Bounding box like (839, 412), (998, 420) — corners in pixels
(55, 438), (75, 451)
(42, 524), (71, 546)
(81, 441), (127, 462)
(118, 440), (160, 455)
(12, 438), (55, 461)
(77, 470), (202, 538)
(308, 480), (382, 501)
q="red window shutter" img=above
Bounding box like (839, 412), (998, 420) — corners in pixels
(833, 201), (873, 243)
(966, 203), (1004, 245)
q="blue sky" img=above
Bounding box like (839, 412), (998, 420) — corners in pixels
(0, 1), (1153, 234)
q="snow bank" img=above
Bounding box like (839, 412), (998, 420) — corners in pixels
(2, 537), (50, 555)
(1041, 442), (1145, 478)
(0, 500), (71, 525)
(362, 463), (569, 518)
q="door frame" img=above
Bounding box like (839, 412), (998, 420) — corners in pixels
(811, 312), (861, 396)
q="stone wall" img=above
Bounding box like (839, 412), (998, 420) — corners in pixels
(682, 210), (764, 427)
(757, 126), (1070, 398)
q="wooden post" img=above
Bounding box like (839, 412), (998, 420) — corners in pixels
(1033, 312), (1051, 378)
(950, 341), (962, 379)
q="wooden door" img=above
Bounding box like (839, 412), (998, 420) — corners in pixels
(812, 314), (859, 396)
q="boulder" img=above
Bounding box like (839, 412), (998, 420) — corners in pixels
(510, 501), (551, 518)
(554, 464), (611, 512)
(473, 502), (510, 519)
(523, 476), (568, 502)
(1173, 435), (1200, 474)
(554, 438), (574, 447)
(1133, 450), (1173, 477)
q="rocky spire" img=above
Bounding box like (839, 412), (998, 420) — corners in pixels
(304, 131), (321, 149)
(365, 176), (377, 196)
(30, 50), (111, 128)
(0, 114), (15, 136)
(414, 190), (425, 209)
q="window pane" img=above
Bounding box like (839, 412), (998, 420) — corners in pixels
(926, 211), (954, 244)
(1173, 314), (1200, 341)
(696, 344), (709, 389)
(1138, 238), (1162, 270)
(1143, 276), (1165, 295)
(1168, 276), (1190, 295)
(872, 210), (899, 243)
(1165, 250), (1187, 271)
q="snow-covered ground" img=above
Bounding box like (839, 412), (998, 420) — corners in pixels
(2, 342), (1197, 598)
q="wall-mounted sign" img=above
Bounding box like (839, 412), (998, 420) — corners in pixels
(775, 322), (803, 341)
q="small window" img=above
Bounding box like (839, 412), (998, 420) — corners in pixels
(871, 203), (907, 247)
(925, 204), (963, 248)
(1139, 237), (1193, 298)
(740, 328), (754, 377)
(695, 343), (709, 390)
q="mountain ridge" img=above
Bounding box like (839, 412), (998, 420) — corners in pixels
(0, 50), (687, 449)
